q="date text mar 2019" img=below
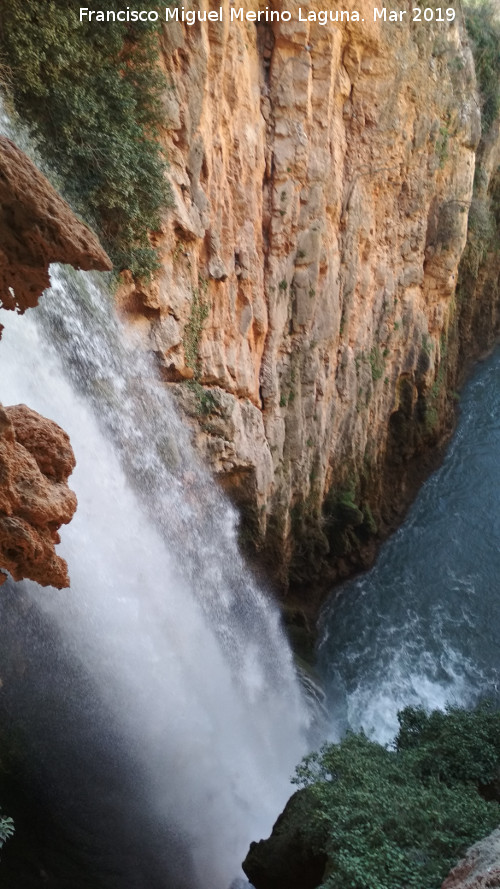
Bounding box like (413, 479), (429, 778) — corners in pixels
(374, 7), (456, 21)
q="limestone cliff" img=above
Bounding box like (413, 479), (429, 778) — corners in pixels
(442, 829), (500, 889)
(118, 0), (498, 604)
(0, 135), (112, 330)
(0, 405), (77, 588)
(0, 135), (112, 587)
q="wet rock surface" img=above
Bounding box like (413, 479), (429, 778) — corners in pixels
(0, 404), (77, 588)
(0, 134), (111, 327)
(0, 135), (111, 587)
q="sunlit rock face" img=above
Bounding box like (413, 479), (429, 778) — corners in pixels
(0, 135), (111, 587)
(0, 404), (77, 588)
(0, 134), (111, 325)
(118, 0), (498, 600)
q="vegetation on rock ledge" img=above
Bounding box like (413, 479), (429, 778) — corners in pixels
(0, 1), (171, 279)
(245, 704), (500, 889)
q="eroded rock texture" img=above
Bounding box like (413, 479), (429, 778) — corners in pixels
(118, 0), (499, 602)
(0, 134), (111, 328)
(0, 135), (111, 587)
(0, 405), (77, 588)
(442, 829), (500, 889)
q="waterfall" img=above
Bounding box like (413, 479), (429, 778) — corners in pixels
(0, 250), (310, 881)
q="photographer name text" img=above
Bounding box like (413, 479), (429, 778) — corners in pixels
(79, 6), (457, 25)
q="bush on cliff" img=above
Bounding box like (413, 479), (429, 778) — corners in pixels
(245, 705), (500, 889)
(0, 1), (170, 279)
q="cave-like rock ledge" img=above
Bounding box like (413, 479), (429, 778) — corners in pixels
(0, 134), (111, 325)
(0, 133), (112, 587)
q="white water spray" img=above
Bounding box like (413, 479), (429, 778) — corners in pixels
(0, 257), (310, 886)
(318, 350), (500, 747)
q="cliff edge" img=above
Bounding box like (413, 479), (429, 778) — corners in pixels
(0, 134), (111, 329)
(117, 0), (499, 606)
(0, 133), (112, 587)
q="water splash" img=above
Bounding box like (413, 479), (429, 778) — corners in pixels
(0, 263), (310, 887)
(318, 351), (500, 746)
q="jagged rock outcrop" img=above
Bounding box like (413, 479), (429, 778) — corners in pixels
(0, 134), (111, 330)
(244, 815), (500, 889)
(118, 0), (499, 604)
(242, 788), (327, 889)
(0, 405), (77, 588)
(442, 829), (500, 889)
(0, 135), (112, 587)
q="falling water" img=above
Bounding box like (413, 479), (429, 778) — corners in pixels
(0, 201), (310, 885)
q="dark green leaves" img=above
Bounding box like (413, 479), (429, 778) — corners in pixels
(0, 0), (171, 279)
(292, 706), (500, 889)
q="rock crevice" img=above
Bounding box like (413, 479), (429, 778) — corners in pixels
(118, 0), (499, 604)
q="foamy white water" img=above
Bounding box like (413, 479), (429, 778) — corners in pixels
(318, 350), (500, 747)
(0, 262), (310, 887)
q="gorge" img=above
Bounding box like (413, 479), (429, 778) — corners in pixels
(0, 0), (499, 887)
(114, 0), (500, 613)
(0, 101), (312, 884)
(0, 104), (312, 887)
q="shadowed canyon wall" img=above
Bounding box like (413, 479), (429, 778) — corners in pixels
(117, 0), (499, 605)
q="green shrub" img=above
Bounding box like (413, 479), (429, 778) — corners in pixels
(184, 283), (209, 375)
(0, 0), (171, 279)
(0, 811), (14, 849)
(369, 346), (384, 382)
(396, 702), (500, 785)
(186, 380), (219, 416)
(292, 705), (500, 889)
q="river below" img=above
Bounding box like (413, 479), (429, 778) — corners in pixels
(318, 347), (500, 746)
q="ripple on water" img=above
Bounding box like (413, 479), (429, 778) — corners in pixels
(318, 348), (500, 744)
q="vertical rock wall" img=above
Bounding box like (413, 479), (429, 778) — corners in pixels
(118, 0), (498, 604)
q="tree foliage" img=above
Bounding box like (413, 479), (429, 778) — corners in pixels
(0, 0), (171, 279)
(292, 705), (500, 889)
